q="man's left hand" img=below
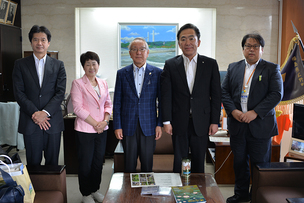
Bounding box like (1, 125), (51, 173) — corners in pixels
(38, 120), (51, 130)
(209, 124), (218, 135)
(155, 126), (162, 140)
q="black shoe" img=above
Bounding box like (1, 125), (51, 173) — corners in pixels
(226, 194), (251, 203)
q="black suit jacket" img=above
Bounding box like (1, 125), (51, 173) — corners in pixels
(161, 54), (221, 136)
(12, 55), (66, 135)
(221, 59), (283, 139)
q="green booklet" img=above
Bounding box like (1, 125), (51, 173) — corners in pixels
(171, 185), (206, 203)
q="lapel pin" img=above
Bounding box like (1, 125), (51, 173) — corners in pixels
(202, 61), (204, 63)
(259, 75), (262, 81)
(149, 72), (152, 75)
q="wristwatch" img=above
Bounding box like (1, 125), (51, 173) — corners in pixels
(104, 120), (109, 125)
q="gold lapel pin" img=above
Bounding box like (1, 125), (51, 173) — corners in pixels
(149, 72), (152, 75)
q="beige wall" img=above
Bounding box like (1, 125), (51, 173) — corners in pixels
(21, 0), (280, 92)
(76, 8), (216, 88)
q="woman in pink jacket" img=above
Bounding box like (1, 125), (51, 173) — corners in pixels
(70, 51), (112, 203)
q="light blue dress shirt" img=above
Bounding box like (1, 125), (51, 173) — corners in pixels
(133, 63), (146, 98)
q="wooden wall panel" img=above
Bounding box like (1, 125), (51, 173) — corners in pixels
(281, 0), (304, 65)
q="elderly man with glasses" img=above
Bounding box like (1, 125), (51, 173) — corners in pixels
(113, 37), (162, 172)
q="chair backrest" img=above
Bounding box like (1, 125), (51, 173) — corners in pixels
(27, 165), (67, 203)
(154, 131), (174, 154)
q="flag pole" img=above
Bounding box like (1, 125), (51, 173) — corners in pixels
(291, 20), (304, 52)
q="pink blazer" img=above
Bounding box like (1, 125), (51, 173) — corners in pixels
(70, 75), (112, 133)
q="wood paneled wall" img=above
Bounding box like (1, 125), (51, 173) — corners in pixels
(281, 0), (304, 65)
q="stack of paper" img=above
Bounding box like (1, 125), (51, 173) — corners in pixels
(130, 173), (182, 188)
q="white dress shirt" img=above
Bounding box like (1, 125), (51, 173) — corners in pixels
(133, 63), (146, 98)
(182, 54), (198, 94)
(33, 53), (50, 116)
(93, 85), (101, 99)
(33, 54), (47, 87)
(241, 59), (259, 112)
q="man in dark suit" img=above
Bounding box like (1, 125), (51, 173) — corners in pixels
(113, 37), (162, 172)
(222, 33), (283, 203)
(12, 25), (66, 166)
(161, 23), (221, 173)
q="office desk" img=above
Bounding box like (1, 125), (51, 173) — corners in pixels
(0, 102), (24, 150)
(63, 115), (118, 174)
(62, 115), (78, 174)
(284, 152), (304, 162)
(103, 173), (225, 203)
(208, 139), (280, 184)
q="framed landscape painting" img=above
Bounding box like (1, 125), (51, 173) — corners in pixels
(118, 23), (178, 69)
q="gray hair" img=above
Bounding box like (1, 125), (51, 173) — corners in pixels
(128, 37), (149, 51)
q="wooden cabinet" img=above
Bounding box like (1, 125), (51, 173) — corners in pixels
(281, 0), (304, 64)
(24, 51), (59, 59)
(0, 0), (21, 102)
(63, 116), (79, 174)
(208, 140), (280, 184)
(0, 25), (22, 101)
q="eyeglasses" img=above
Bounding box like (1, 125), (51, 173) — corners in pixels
(244, 44), (261, 50)
(130, 47), (147, 52)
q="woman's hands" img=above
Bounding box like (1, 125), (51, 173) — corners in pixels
(85, 115), (109, 134)
(94, 121), (108, 134)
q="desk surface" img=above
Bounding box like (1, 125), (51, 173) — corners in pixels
(284, 152), (304, 162)
(103, 173), (225, 203)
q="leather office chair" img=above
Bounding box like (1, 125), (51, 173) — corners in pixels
(252, 162), (304, 203)
(114, 130), (174, 172)
(27, 165), (67, 203)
